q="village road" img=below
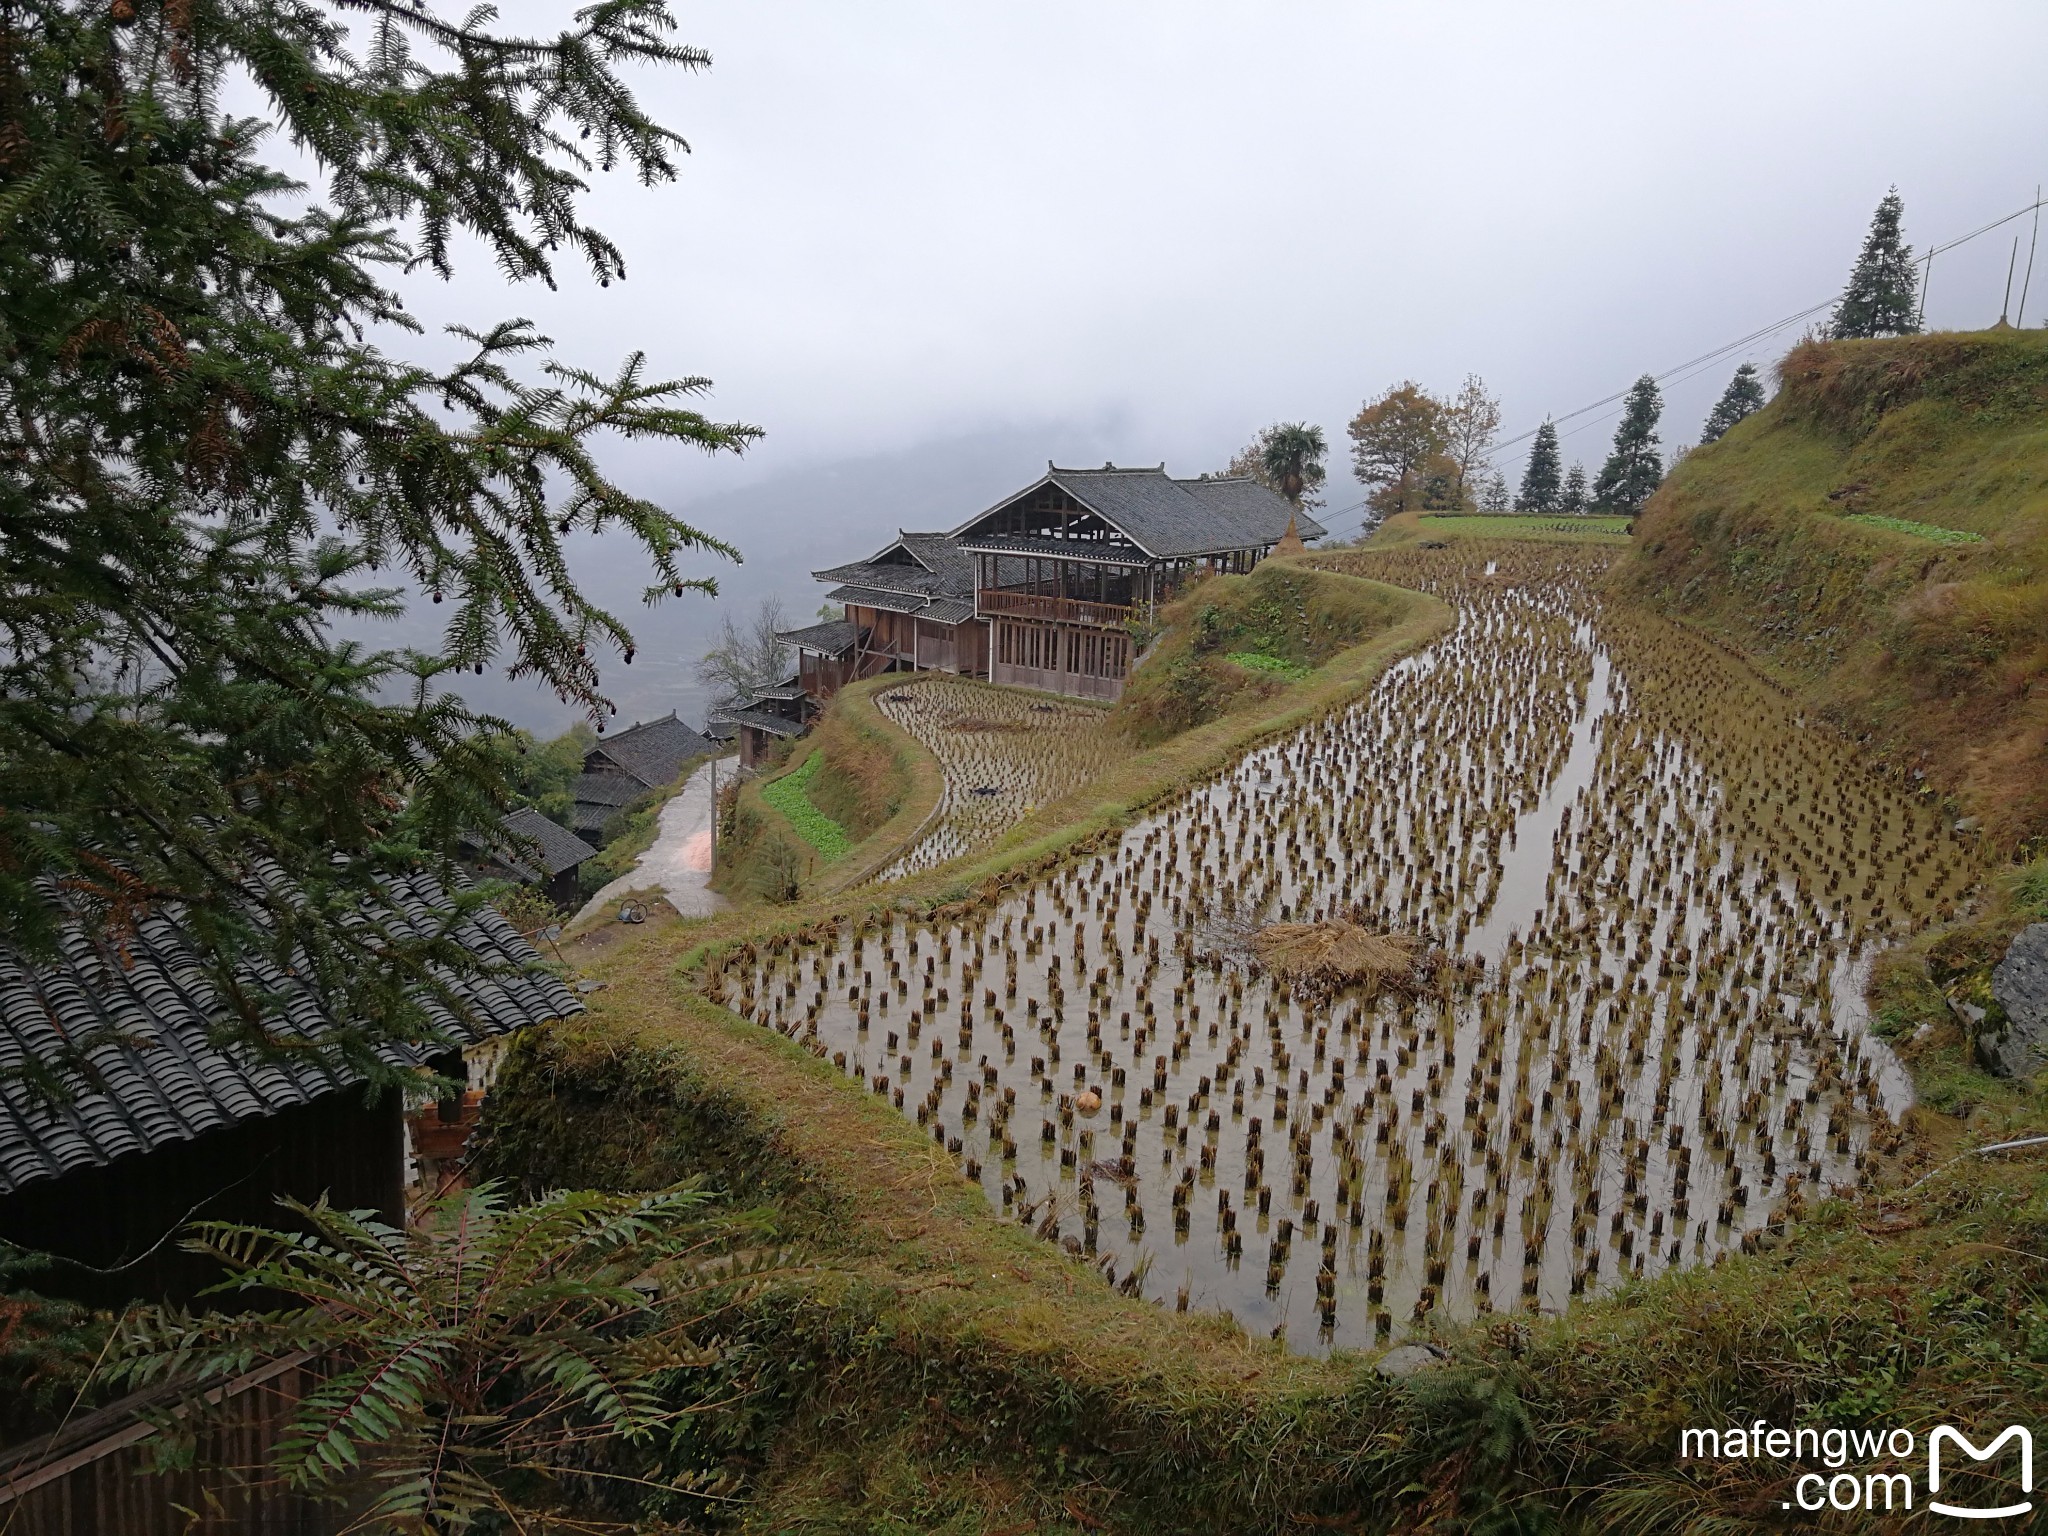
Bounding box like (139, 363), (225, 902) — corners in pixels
(573, 755), (732, 924)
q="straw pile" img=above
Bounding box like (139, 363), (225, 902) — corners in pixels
(1250, 921), (1434, 1002)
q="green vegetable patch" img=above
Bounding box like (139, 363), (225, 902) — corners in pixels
(762, 752), (852, 860)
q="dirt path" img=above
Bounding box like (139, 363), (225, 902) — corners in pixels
(573, 755), (732, 925)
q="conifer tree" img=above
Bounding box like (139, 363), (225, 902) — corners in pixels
(1515, 422), (1563, 512)
(1479, 471), (1511, 512)
(1830, 190), (1921, 339)
(1, 0), (757, 1074)
(1591, 376), (1664, 513)
(1560, 463), (1588, 513)
(1699, 363), (1767, 443)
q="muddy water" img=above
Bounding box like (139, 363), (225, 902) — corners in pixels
(713, 549), (1975, 1353)
(871, 678), (1118, 880)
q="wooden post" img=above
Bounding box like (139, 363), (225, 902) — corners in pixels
(2020, 187), (2042, 327)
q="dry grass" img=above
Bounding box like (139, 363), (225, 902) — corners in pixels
(1249, 921), (1428, 999)
(1618, 326), (2048, 849)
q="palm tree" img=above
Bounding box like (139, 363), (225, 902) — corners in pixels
(1259, 423), (1328, 508)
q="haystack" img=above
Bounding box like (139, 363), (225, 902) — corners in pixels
(1251, 921), (1429, 1001)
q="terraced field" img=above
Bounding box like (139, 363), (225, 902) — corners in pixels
(711, 545), (1975, 1352)
(870, 677), (1118, 880)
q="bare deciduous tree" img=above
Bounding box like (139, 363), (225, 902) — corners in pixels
(697, 598), (793, 704)
(1442, 374), (1503, 506)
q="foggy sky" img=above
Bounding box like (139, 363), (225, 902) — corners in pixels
(356, 1), (2048, 734)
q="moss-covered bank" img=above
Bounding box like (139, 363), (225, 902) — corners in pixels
(1113, 559), (1414, 745)
(1615, 328), (2048, 850)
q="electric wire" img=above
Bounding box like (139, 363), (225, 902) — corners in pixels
(1314, 193), (2048, 540)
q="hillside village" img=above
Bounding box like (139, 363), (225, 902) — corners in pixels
(3, 6), (2045, 1534)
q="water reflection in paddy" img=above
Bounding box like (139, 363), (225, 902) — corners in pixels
(711, 548), (1975, 1353)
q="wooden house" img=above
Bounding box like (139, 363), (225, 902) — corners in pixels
(464, 807), (599, 909)
(0, 873), (579, 1530)
(568, 710), (718, 841)
(809, 532), (986, 687)
(711, 680), (816, 769)
(803, 464), (1317, 703)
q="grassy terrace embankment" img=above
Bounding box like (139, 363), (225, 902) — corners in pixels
(1114, 559), (1415, 744)
(1616, 328), (2048, 850)
(713, 675), (945, 902)
(1372, 511), (1636, 545)
(485, 541), (2047, 1533)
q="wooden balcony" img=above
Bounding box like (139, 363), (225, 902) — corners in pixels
(979, 588), (1134, 629)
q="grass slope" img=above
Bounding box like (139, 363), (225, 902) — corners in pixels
(1616, 328), (2048, 849)
(716, 681), (942, 902)
(761, 753), (850, 859)
(1113, 560), (1412, 745)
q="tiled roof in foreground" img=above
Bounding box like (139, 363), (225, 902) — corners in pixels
(0, 873), (581, 1196)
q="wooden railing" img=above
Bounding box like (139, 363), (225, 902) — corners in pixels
(0, 1352), (332, 1534)
(978, 588), (1134, 628)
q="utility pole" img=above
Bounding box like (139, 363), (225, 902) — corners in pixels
(2000, 236), (2019, 325)
(2018, 188), (2041, 328)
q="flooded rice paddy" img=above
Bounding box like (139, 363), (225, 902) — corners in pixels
(709, 546), (1978, 1353)
(871, 678), (1118, 880)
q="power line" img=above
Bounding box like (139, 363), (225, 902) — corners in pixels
(1477, 193), (2048, 478)
(1314, 192), (2048, 539)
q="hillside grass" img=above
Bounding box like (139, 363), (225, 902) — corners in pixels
(1616, 327), (2048, 850)
(1417, 512), (1634, 539)
(1112, 560), (1413, 745)
(715, 686), (941, 903)
(760, 752), (850, 859)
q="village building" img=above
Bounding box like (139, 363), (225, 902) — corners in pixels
(0, 876), (578, 1527)
(465, 807), (599, 909)
(711, 679), (817, 770)
(797, 464), (1317, 704)
(568, 709), (718, 839)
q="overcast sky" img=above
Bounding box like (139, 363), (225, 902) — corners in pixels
(358, 0), (2048, 733)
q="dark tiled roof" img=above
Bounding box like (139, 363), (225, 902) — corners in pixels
(719, 709), (806, 738)
(570, 772), (643, 809)
(813, 532), (974, 602)
(570, 803), (615, 836)
(955, 467), (1321, 560)
(1181, 476), (1327, 543)
(895, 532), (975, 596)
(951, 533), (1151, 566)
(811, 560), (949, 598)
(585, 712), (714, 791)
(0, 875), (581, 1196)
(490, 809), (597, 879)
(828, 583), (932, 615)
(777, 619), (859, 655)
(919, 596), (978, 626)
